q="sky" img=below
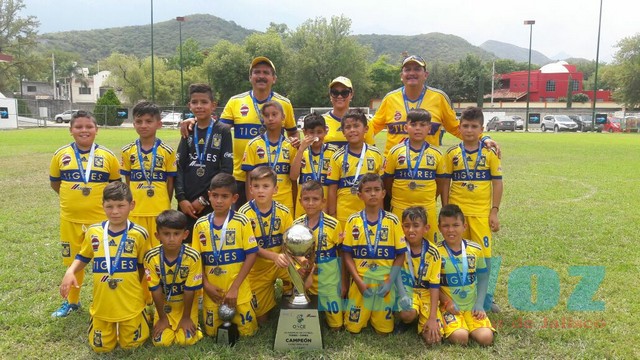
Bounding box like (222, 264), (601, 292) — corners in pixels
(21, 0), (638, 63)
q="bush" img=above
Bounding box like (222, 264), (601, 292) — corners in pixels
(93, 89), (123, 126)
(573, 93), (590, 103)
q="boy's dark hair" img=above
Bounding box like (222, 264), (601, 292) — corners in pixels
(303, 112), (326, 131)
(209, 173), (238, 194)
(102, 181), (133, 203)
(70, 110), (97, 127)
(438, 204), (465, 224)
(249, 166), (277, 185)
(132, 101), (160, 119)
(406, 108), (432, 124)
(156, 209), (188, 230)
(341, 108), (368, 128)
(261, 100), (284, 117)
(460, 106), (484, 126)
(402, 206), (428, 225)
(357, 173), (383, 191)
(300, 179), (324, 196)
(189, 83), (214, 102)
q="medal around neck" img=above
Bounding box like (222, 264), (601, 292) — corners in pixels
(216, 304), (239, 346)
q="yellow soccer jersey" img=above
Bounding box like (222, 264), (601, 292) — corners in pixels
(49, 143), (121, 223)
(121, 139), (177, 217)
(437, 240), (486, 311)
(242, 135), (297, 211)
(144, 244), (203, 312)
(326, 145), (383, 223)
(292, 213), (342, 295)
(383, 140), (446, 210)
(219, 91), (296, 182)
(400, 239), (441, 294)
(444, 144), (502, 217)
(238, 200), (293, 271)
(342, 211), (406, 281)
(370, 87), (461, 155)
(293, 144), (338, 218)
(322, 111), (376, 148)
(192, 211), (259, 305)
(76, 221), (149, 322)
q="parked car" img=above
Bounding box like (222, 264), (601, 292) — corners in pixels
(54, 110), (79, 123)
(598, 116), (622, 133)
(486, 116), (516, 131)
(160, 112), (183, 127)
(568, 114), (594, 132)
(513, 116), (524, 130)
(621, 116), (639, 132)
(541, 115), (578, 132)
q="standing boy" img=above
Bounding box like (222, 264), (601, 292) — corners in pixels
(176, 84), (233, 243)
(50, 110), (121, 317)
(193, 173), (259, 337)
(292, 180), (344, 330)
(144, 210), (203, 346)
(238, 167), (293, 324)
(59, 182), (149, 352)
(342, 173), (406, 335)
(121, 101), (177, 247)
(383, 109), (447, 244)
(442, 106), (503, 311)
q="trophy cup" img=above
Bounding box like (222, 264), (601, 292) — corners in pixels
(216, 303), (239, 346)
(274, 224), (323, 350)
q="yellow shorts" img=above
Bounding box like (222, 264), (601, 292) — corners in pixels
(441, 310), (495, 338)
(248, 263), (291, 317)
(463, 216), (492, 258)
(203, 301), (258, 337)
(314, 286), (344, 329)
(60, 220), (91, 266)
(88, 312), (150, 353)
(344, 279), (395, 334)
(130, 216), (157, 248)
(391, 205), (439, 244)
(411, 291), (444, 335)
(152, 301), (202, 346)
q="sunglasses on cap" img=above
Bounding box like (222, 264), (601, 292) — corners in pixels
(402, 55), (426, 68)
(330, 89), (352, 98)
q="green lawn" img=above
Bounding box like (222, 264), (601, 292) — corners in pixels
(0, 128), (638, 359)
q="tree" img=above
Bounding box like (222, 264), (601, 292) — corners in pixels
(368, 55), (401, 99)
(101, 53), (147, 104)
(168, 38), (204, 71)
(94, 89), (122, 126)
(0, 0), (40, 93)
(607, 34), (640, 108)
(244, 32), (291, 95)
(448, 54), (490, 102)
(203, 40), (250, 103)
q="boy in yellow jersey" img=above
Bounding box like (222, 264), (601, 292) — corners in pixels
(327, 109), (383, 227)
(437, 205), (494, 346)
(144, 210), (203, 346)
(121, 101), (177, 247)
(238, 167), (293, 324)
(394, 207), (443, 344)
(383, 109), (447, 244)
(342, 173), (406, 334)
(59, 182), (149, 352)
(292, 180), (344, 330)
(442, 106), (503, 312)
(50, 110), (121, 317)
(242, 100), (297, 212)
(192, 173), (259, 337)
(290, 113), (338, 218)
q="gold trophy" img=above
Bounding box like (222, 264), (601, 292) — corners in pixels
(282, 224), (315, 305)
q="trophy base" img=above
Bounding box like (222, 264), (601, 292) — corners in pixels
(274, 295), (323, 350)
(216, 323), (239, 347)
(288, 292), (311, 306)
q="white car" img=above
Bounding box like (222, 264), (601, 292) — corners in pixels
(54, 110), (79, 123)
(541, 115), (579, 132)
(160, 112), (183, 127)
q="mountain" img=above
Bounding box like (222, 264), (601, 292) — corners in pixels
(480, 40), (552, 66)
(37, 14), (256, 63)
(550, 51), (573, 61)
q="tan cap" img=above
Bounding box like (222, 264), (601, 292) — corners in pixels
(250, 56), (276, 72)
(402, 55), (427, 69)
(329, 76), (353, 89)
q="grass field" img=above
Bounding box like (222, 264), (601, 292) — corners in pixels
(0, 127), (638, 359)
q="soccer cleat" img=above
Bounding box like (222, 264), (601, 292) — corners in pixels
(51, 300), (81, 318)
(490, 301), (501, 313)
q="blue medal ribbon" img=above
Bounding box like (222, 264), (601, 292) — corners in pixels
(360, 209), (383, 256)
(404, 139), (428, 181)
(209, 210), (232, 267)
(443, 240), (468, 287)
(402, 85), (427, 116)
(159, 244), (185, 302)
(342, 144), (367, 187)
(250, 90), (273, 127)
(264, 134), (284, 169)
(135, 138), (159, 187)
(308, 144), (326, 181)
(193, 121), (214, 167)
(102, 220), (130, 279)
(71, 142), (96, 185)
(249, 200), (276, 247)
(459, 143), (483, 181)
(406, 239), (429, 287)
(305, 212), (325, 263)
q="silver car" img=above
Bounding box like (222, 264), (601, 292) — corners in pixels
(541, 115), (579, 132)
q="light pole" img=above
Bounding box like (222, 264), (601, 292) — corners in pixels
(524, 20), (535, 132)
(150, 0), (155, 102)
(591, 0), (603, 130)
(176, 16), (186, 107)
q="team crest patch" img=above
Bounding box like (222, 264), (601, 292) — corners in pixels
(273, 218), (281, 231)
(93, 156), (104, 168)
(199, 232), (207, 246)
(352, 226), (360, 240)
(240, 104), (250, 117)
(206, 310), (214, 326)
(398, 154), (406, 165)
(342, 162), (349, 173)
(61, 154), (72, 167)
(348, 306), (361, 323)
(93, 330), (103, 347)
(322, 159), (329, 170)
(257, 147), (265, 159)
(62, 243), (71, 257)
(319, 234), (328, 248)
(179, 266), (189, 279)
(379, 228), (389, 242)
(91, 235), (100, 252)
(156, 155), (164, 168)
(478, 156), (487, 167)
(283, 148), (290, 160)
(154, 264), (161, 275)
(367, 158), (374, 171)
(467, 255), (476, 270)
(212, 134), (222, 149)
(394, 111), (402, 121)
(452, 155), (460, 167)
(426, 154), (435, 166)
(129, 154), (136, 165)
(443, 312), (456, 324)
(124, 239), (135, 253)
(226, 230), (236, 246)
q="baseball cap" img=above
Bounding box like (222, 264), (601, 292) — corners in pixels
(329, 76), (353, 89)
(250, 56), (276, 73)
(402, 55), (427, 69)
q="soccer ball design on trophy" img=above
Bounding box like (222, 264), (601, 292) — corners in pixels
(216, 303), (239, 346)
(282, 224), (315, 305)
